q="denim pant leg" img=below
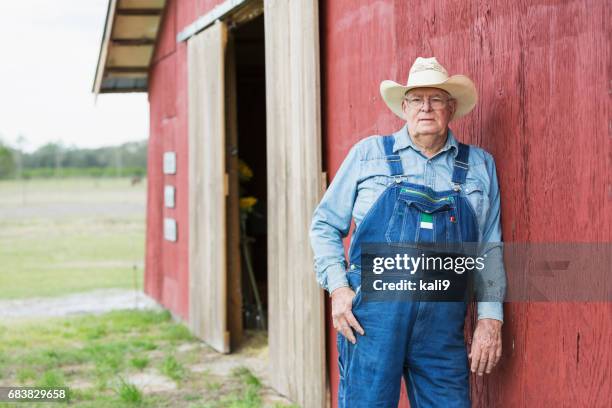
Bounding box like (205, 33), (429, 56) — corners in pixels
(337, 298), (416, 408)
(403, 302), (470, 408)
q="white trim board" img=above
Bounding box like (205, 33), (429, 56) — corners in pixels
(177, 0), (248, 42)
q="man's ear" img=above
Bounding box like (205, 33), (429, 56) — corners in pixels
(401, 99), (409, 115)
(449, 99), (457, 116)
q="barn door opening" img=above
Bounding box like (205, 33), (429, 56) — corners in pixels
(234, 15), (268, 333)
(188, 3), (267, 355)
(226, 13), (269, 343)
(188, 1), (324, 404)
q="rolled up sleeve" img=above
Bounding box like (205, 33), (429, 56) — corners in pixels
(476, 154), (507, 322)
(309, 143), (361, 295)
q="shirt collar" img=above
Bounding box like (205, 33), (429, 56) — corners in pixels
(392, 123), (459, 158)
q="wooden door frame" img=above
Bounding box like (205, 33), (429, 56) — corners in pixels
(264, 1), (327, 407)
(186, 0), (264, 355)
(185, 0), (327, 405)
(187, 20), (231, 354)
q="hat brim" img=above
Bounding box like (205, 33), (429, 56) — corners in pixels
(380, 75), (477, 120)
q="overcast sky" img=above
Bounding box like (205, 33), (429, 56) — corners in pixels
(0, 0), (149, 152)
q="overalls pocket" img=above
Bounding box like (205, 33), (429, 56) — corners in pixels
(346, 268), (362, 308)
(385, 187), (460, 244)
(336, 267), (359, 381)
(337, 332), (346, 379)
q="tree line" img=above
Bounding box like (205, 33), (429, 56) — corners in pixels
(0, 139), (148, 179)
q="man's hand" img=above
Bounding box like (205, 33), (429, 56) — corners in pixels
(331, 286), (365, 344)
(469, 318), (503, 376)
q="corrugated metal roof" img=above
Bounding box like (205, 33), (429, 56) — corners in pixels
(93, 0), (166, 94)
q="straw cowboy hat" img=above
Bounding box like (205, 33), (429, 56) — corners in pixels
(380, 57), (478, 120)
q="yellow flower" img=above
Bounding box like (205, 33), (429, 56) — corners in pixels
(240, 196), (258, 210)
(238, 159), (253, 181)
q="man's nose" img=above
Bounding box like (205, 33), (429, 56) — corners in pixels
(420, 99), (433, 112)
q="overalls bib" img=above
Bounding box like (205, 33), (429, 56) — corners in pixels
(337, 135), (479, 408)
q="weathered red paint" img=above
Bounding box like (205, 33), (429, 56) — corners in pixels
(145, 0), (226, 320)
(144, 0), (610, 406)
(321, 0), (610, 407)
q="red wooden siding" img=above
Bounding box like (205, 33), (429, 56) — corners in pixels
(143, 0), (610, 406)
(145, 0), (226, 320)
(321, 0), (610, 407)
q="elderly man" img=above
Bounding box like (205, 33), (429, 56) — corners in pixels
(310, 57), (507, 407)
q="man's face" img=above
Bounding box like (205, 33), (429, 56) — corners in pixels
(401, 87), (456, 137)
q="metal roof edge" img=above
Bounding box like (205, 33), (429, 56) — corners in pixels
(92, 0), (118, 95)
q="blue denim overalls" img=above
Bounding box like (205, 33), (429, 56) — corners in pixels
(337, 135), (478, 408)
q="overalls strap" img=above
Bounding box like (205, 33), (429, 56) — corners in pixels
(383, 135), (404, 176)
(451, 142), (470, 187)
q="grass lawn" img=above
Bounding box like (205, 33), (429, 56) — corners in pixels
(0, 310), (295, 407)
(0, 178), (298, 407)
(0, 178), (145, 299)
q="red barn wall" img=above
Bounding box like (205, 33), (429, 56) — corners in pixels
(145, 0), (225, 320)
(144, 0), (610, 405)
(321, 0), (610, 407)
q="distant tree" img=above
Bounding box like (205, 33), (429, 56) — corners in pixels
(15, 139), (148, 179)
(15, 135), (28, 179)
(0, 140), (16, 179)
(24, 142), (65, 168)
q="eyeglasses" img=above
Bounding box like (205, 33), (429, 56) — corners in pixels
(404, 95), (452, 110)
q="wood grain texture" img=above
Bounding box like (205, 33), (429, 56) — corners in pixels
(146, 0), (610, 405)
(265, 0), (327, 407)
(321, 0), (611, 407)
(187, 20), (230, 353)
(112, 15), (161, 39)
(146, 0), (222, 323)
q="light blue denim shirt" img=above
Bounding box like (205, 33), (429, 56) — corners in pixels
(309, 124), (507, 321)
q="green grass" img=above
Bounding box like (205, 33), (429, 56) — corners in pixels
(36, 369), (67, 388)
(16, 367), (37, 383)
(0, 177), (145, 299)
(0, 310), (293, 407)
(0, 312), (298, 408)
(0, 178), (297, 407)
(19, 166), (146, 179)
(0, 219), (144, 298)
(115, 378), (143, 404)
(232, 366), (262, 388)
(129, 356), (149, 370)
(0, 310), (200, 407)
(202, 366), (263, 408)
(160, 355), (185, 381)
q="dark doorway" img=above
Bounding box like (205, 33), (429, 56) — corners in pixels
(231, 15), (267, 332)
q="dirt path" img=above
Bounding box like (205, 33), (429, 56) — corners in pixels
(0, 289), (161, 320)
